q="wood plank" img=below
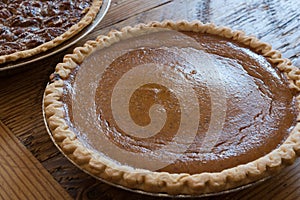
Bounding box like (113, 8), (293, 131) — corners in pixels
(204, 0), (300, 62)
(96, 0), (172, 29)
(0, 121), (71, 200)
(0, 54), (99, 198)
(91, 0), (300, 66)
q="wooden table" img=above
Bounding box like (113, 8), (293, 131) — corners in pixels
(0, 0), (300, 199)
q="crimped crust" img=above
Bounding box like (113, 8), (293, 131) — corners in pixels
(0, 0), (102, 64)
(44, 21), (300, 195)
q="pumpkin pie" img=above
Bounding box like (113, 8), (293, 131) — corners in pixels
(0, 0), (102, 64)
(44, 21), (300, 195)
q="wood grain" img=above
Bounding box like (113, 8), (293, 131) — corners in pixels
(0, 52), (96, 198)
(0, 0), (299, 199)
(0, 121), (71, 200)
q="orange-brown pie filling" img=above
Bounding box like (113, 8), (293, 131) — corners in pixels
(61, 30), (297, 174)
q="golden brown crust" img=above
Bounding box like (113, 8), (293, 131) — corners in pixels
(44, 20), (300, 195)
(0, 0), (102, 64)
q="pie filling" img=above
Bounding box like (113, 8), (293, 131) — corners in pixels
(0, 0), (93, 56)
(62, 30), (297, 174)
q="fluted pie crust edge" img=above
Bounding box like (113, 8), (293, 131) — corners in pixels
(44, 21), (300, 195)
(0, 0), (102, 64)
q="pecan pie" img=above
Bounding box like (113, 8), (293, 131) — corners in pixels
(0, 0), (102, 64)
(44, 21), (300, 195)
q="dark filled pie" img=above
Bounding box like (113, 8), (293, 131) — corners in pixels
(0, 0), (102, 64)
(44, 21), (300, 195)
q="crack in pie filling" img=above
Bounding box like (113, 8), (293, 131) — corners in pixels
(44, 21), (300, 195)
(0, 0), (102, 64)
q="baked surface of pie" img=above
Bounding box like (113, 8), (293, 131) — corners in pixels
(44, 21), (300, 195)
(0, 0), (102, 64)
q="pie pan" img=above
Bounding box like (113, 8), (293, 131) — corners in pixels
(43, 21), (300, 196)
